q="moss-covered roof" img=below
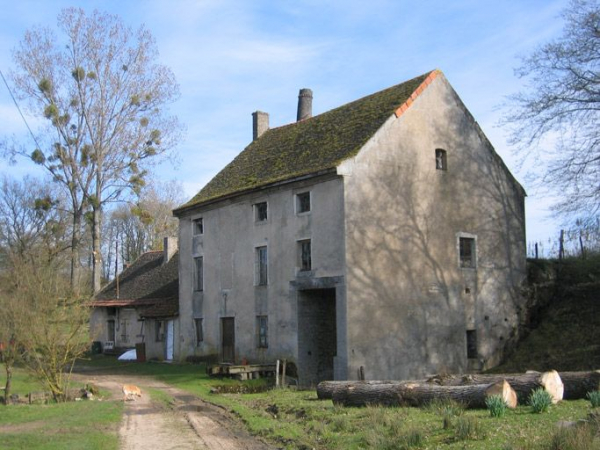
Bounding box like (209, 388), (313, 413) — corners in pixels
(177, 71), (433, 211)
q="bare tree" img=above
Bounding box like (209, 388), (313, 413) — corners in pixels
(0, 254), (90, 403)
(505, 0), (600, 230)
(6, 8), (183, 292)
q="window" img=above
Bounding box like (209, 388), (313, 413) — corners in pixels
(107, 319), (115, 341)
(459, 237), (476, 268)
(435, 148), (447, 171)
(296, 192), (311, 213)
(255, 246), (268, 285)
(299, 239), (312, 271)
(120, 319), (129, 343)
(257, 315), (268, 348)
(193, 218), (204, 235)
(195, 318), (204, 345)
(106, 307), (116, 316)
(466, 330), (477, 359)
(155, 320), (165, 342)
(254, 202), (268, 222)
(194, 256), (204, 291)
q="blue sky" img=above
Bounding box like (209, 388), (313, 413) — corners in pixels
(0, 0), (569, 251)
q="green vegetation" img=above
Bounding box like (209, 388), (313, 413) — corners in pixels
(0, 367), (121, 450)
(587, 391), (600, 408)
(529, 388), (553, 414)
(486, 395), (508, 418)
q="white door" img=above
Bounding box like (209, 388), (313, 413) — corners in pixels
(166, 320), (174, 361)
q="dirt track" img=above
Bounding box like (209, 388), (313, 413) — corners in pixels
(74, 372), (272, 450)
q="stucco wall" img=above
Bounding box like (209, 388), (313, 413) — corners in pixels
(176, 175), (346, 368)
(340, 74), (526, 380)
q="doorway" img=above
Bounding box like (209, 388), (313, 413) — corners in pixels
(221, 317), (235, 363)
(297, 288), (337, 386)
(165, 320), (174, 361)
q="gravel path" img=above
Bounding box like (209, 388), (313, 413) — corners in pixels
(74, 372), (273, 450)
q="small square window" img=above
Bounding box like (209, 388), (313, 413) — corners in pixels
(459, 237), (476, 268)
(296, 192), (311, 213)
(194, 256), (204, 291)
(435, 148), (447, 171)
(466, 330), (477, 359)
(193, 218), (204, 235)
(255, 246), (268, 285)
(195, 318), (204, 345)
(257, 315), (268, 348)
(299, 240), (311, 271)
(254, 202), (268, 222)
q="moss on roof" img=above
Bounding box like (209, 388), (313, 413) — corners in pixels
(178, 71), (433, 211)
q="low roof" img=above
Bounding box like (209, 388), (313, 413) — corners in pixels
(175, 71), (434, 212)
(93, 250), (179, 318)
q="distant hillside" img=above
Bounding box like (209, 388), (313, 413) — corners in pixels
(491, 255), (600, 373)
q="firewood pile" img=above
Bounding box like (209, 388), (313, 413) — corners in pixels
(316, 370), (600, 408)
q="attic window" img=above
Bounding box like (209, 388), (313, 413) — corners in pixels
(254, 202), (268, 222)
(296, 192), (311, 214)
(435, 148), (447, 171)
(193, 218), (203, 235)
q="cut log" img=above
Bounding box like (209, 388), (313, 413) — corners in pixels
(317, 380), (395, 400)
(332, 380), (517, 409)
(558, 371), (600, 400)
(432, 370), (563, 404)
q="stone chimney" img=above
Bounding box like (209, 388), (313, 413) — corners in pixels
(297, 88), (313, 121)
(252, 111), (269, 140)
(163, 236), (177, 264)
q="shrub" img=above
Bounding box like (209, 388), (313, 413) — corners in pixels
(529, 388), (553, 413)
(587, 390), (600, 408)
(548, 424), (596, 450)
(454, 417), (486, 441)
(486, 395), (508, 418)
(426, 397), (464, 429)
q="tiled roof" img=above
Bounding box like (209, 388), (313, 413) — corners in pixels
(176, 71), (436, 211)
(93, 250), (179, 317)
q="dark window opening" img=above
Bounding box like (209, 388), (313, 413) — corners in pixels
(466, 330), (477, 359)
(107, 319), (115, 342)
(299, 240), (312, 271)
(155, 320), (165, 342)
(195, 318), (204, 345)
(257, 315), (268, 348)
(193, 218), (204, 235)
(194, 256), (204, 291)
(106, 307), (117, 316)
(297, 192), (311, 213)
(254, 202), (268, 222)
(256, 246), (268, 285)
(436, 148), (447, 170)
(459, 237), (476, 268)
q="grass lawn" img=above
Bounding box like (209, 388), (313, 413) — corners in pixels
(0, 366), (123, 450)
(74, 355), (600, 449)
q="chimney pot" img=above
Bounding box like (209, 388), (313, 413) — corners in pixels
(297, 88), (313, 121)
(252, 111), (269, 140)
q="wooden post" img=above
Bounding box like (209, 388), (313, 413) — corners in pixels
(282, 359), (287, 388)
(535, 242), (539, 260)
(559, 229), (565, 260)
(275, 360), (280, 388)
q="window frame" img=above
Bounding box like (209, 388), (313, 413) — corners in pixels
(194, 256), (204, 291)
(457, 233), (477, 269)
(194, 318), (204, 345)
(155, 320), (165, 342)
(298, 239), (312, 272)
(254, 202), (268, 222)
(255, 246), (268, 286)
(435, 148), (448, 171)
(193, 217), (204, 235)
(296, 191), (311, 214)
(257, 315), (268, 348)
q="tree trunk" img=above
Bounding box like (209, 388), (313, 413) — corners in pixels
(558, 371), (600, 400)
(431, 370), (563, 404)
(4, 362), (12, 405)
(70, 210), (82, 295)
(318, 380), (396, 400)
(332, 380), (517, 409)
(92, 205), (102, 293)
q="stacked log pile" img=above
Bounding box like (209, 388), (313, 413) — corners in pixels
(317, 369), (599, 408)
